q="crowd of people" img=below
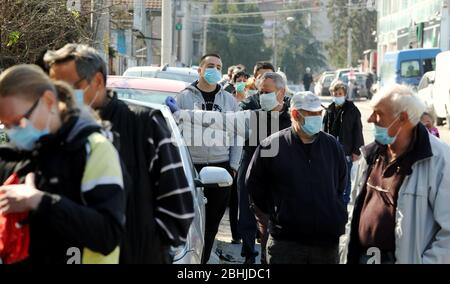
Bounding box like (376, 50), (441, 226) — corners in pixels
(0, 44), (449, 265)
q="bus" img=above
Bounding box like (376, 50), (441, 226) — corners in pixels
(380, 48), (441, 88)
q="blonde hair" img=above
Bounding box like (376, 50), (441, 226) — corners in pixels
(0, 64), (78, 122)
(0, 64), (56, 101)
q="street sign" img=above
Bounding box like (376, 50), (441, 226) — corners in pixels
(175, 23), (183, 31)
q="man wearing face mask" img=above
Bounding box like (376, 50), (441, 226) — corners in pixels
(176, 53), (242, 264)
(237, 72), (291, 264)
(44, 44), (194, 264)
(323, 80), (364, 205)
(246, 92), (348, 264)
(240, 62), (275, 111)
(341, 85), (450, 264)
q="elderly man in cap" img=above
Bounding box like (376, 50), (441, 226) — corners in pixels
(246, 91), (348, 264)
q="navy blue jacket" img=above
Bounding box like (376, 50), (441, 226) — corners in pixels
(246, 128), (348, 246)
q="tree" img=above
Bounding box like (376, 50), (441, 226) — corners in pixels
(326, 0), (377, 68)
(0, 0), (92, 69)
(206, 0), (271, 73)
(277, 2), (327, 83)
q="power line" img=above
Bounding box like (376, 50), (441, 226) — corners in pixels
(201, 3), (371, 18)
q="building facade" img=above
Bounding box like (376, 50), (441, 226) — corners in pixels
(377, 0), (450, 72)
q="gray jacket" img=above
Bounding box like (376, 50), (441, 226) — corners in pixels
(176, 83), (242, 171)
(340, 128), (450, 264)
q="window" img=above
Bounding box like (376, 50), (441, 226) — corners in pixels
(422, 58), (436, 74)
(400, 60), (420, 78)
(114, 88), (175, 104)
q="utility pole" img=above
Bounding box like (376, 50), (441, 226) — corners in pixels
(272, 14), (277, 69)
(161, 0), (173, 66)
(95, 0), (110, 73)
(202, 17), (208, 55)
(347, 0), (352, 67)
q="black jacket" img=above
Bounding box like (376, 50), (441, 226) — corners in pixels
(246, 128), (348, 246)
(323, 100), (364, 156)
(99, 97), (194, 264)
(0, 115), (125, 264)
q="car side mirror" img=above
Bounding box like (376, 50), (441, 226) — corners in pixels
(195, 167), (233, 188)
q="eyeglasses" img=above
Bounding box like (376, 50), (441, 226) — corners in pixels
(1, 97), (41, 129)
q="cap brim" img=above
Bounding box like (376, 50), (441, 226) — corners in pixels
(298, 106), (323, 112)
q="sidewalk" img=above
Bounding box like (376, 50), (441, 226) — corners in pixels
(207, 208), (262, 264)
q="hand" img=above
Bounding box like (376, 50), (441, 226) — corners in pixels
(352, 154), (361, 162)
(0, 173), (44, 214)
(165, 96), (180, 114)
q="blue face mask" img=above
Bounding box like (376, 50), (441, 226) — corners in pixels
(248, 90), (258, 96)
(6, 119), (49, 151)
(235, 82), (246, 93)
(299, 114), (322, 136)
(374, 117), (400, 145)
(73, 89), (85, 107)
(333, 96), (346, 106)
(203, 68), (222, 85)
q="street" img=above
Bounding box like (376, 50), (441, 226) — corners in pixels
(212, 97), (450, 264)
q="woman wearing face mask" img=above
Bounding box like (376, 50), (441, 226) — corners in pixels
(0, 65), (124, 264)
(231, 71), (250, 103)
(323, 80), (364, 206)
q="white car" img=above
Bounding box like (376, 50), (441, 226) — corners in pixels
(123, 65), (199, 84)
(417, 71), (435, 115)
(120, 99), (233, 264)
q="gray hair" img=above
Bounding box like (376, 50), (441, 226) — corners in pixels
(261, 72), (286, 90)
(371, 84), (426, 125)
(44, 44), (107, 84)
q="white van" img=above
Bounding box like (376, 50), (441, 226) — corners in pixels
(428, 51), (450, 126)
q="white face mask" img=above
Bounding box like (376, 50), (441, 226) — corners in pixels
(260, 92), (280, 111)
(73, 85), (99, 108)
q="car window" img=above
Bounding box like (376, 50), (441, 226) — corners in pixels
(423, 58), (436, 74)
(142, 71), (157, 77)
(113, 88), (175, 104)
(323, 76), (333, 86)
(401, 60), (420, 78)
(123, 70), (142, 77)
(156, 72), (198, 83)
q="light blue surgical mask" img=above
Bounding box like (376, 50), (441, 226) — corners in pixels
(299, 113), (322, 136)
(247, 90), (258, 96)
(333, 96), (346, 106)
(260, 92), (279, 111)
(374, 117), (401, 145)
(203, 68), (222, 85)
(6, 118), (49, 151)
(73, 89), (85, 107)
(235, 82), (246, 93)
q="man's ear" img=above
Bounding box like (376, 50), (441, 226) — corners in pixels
(93, 72), (105, 89)
(399, 111), (409, 124)
(197, 66), (202, 76)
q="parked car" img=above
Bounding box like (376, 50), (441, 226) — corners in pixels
(314, 74), (334, 96)
(417, 71), (435, 113)
(123, 65), (199, 84)
(288, 84), (303, 94)
(107, 76), (188, 104)
(418, 51), (450, 126)
(117, 98), (233, 264)
(334, 68), (352, 82)
(341, 72), (370, 99)
(108, 75), (234, 263)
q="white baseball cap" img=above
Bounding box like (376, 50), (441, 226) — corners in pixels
(291, 91), (323, 112)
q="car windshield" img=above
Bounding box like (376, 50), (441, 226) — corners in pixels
(113, 88), (175, 104)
